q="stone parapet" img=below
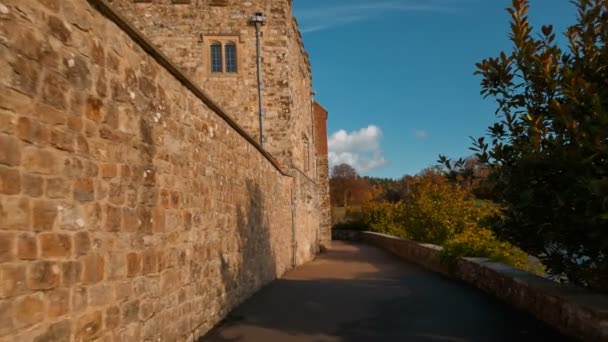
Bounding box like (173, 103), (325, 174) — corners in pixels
(333, 230), (608, 341)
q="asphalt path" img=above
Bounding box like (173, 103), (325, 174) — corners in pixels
(201, 241), (571, 342)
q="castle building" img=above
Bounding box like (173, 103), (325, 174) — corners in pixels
(107, 0), (320, 172)
(0, 0), (330, 339)
(106, 0), (331, 249)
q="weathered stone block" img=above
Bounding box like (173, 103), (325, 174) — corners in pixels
(0, 135), (21, 166)
(75, 134), (89, 155)
(17, 233), (37, 260)
(37, 0), (61, 13)
(114, 280), (132, 300)
(0, 264), (26, 298)
(104, 253), (124, 280)
(105, 306), (121, 329)
(85, 97), (103, 123)
(33, 320), (72, 342)
(0, 166), (21, 195)
(46, 177), (70, 199)
(22, 147), (61, 175)
(41, 72), (69, 110)
(14, 293), (45, 328)
(0, 112), (13, 135)
(88, 283), (112, 307)
(75, 311), (102, 341)
(50, 129), (75, 152)
(160, 268), (179, 295)
(57, 203), (86, 231)
(126, 252), (141, 278)
(40, 233), (72, 258)
(142, 249), (158, 275)
(32, 200), (58, 231)
(9, 56), (40, 95)
(73, 231), (91, 256)
(0, 232), (14, 262)
(71, 286), (87, 313)
(48, 16), (72, 44)
(0, 197), (30, 231)
(27, 260), (60, 290)
(105, 204), (122, 231)
(82, 254), (105, 284)
(63, 56), (91, 90)
(74, 178), (95, 202)
(108, 181), (125, 205)
(47, 288), (70, 318)
(153, 208), (165, 232)
(33, 103), (67, 126)
(100, 164), (117, 179)
(122, 300), (140, 324)
(22, 174), (43, 197)
(124, 208), (141, 233)
(0, 300), (14, 336)
(61, 261), (82, 287)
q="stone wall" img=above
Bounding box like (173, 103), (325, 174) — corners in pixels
(103, 0), (316, 175)
(333, 231), (608, 342)
(104, 0), (323, 259)
(0, 0), (319, 340)
(313, 102), (330, 249)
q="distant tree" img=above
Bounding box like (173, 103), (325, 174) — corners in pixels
(329, 164), (372, 207)
(331, 164), (358, 179)
(363, 176), (403, 202)
(442, 0), (608, 290)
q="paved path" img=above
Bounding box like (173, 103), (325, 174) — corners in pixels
(201, 241), (570, 342)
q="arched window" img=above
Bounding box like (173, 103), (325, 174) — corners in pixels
(225, 42), (237, 73)
(210, 42), (223, 73)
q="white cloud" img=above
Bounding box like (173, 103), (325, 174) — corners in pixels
(328, 125), (388, 174)
(415, 130), (428, 138)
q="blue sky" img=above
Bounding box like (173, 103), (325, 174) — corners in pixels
(293, 0), (577, 178)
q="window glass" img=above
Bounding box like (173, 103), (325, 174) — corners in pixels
(225, 43), (237, 73)
(211, 43), (223, 72)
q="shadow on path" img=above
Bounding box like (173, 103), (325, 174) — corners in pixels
(200, 241), (572, 342)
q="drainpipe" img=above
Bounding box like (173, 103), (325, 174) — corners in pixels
(291, 188), (297, 268)
(250, 12), (266, 147)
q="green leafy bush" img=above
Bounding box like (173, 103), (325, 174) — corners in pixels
(357, 201), (408, 237)
(346, 172), (541, 273)
(442, 228), (545, 275)
(402, 174), (501, 245)
(453, 0), (608, 290)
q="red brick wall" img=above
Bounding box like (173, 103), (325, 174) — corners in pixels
(313, 102), (329, 157)
(313, 101), (331, 248)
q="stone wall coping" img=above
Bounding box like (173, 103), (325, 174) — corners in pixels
(333, 230), (608, 341)
(460, 255), (608, 317)
(88, 0), (289, 177)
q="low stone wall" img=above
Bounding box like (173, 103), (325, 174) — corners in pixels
(333, 230), (608, 341)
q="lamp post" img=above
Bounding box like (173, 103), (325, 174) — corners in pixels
(250, 12), (266, 147)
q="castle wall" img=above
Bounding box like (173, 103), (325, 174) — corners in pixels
(103, 0), (315, 173)
(0, 0), (318, 340)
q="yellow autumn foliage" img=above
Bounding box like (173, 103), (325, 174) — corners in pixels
(347, 172), (542, 274)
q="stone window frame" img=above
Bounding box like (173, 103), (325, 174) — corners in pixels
(203, 35), (242, 77)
